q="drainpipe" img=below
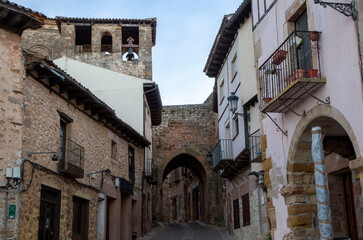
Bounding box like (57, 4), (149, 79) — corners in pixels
(3, 191), (8, 240)
(311, 127), (333, 240)
(257, 184), (264, 240)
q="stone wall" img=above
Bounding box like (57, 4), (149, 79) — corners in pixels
(22, 21), (153, 80)
(152, 103), (222, 224)
(0, 27), (26, 239)
(227, 169), (269, 240)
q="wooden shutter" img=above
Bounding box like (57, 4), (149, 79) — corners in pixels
(242, 193), (251, 226)
(233, 199), (240, 229)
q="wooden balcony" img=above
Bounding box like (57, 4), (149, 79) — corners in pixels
(259, 31), (325, 113)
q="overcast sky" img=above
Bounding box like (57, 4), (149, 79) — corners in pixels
(13, 0), (242, 105)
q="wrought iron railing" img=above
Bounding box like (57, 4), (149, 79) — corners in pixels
(145, 158), (154, 178)
(259, 30), (321, 105)
(212, 139), (233, 169)
(249, 130), (261, 161)
(58, 139), (85, 178)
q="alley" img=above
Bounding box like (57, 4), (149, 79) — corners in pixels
(144, 222), (232, 240)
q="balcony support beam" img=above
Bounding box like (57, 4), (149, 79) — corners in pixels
(264, 113), (287, 136)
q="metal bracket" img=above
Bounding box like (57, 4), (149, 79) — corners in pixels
(282, 102), (306, 117)
(314, 0), (357, 20)
(300, 82), (330, 105)
(263, 112), (288, 136)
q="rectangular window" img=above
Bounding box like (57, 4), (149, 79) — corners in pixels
(232, 114), (239, 139)
(59, 120), (67, 161)
(242, 193), (251, 226)
(233, 199), (240, 229)
(111, 140), (117, 160)
(72, 197), (89, 240)
(219, 79), (225, 104)
(231, 53), (238, 82)
(38, 186), (61, 240)
(128, 146), (135, 184)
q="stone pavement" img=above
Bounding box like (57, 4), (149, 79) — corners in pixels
(138, 222), (233, 240)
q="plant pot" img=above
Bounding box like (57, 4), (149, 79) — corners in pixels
(294, 69), (305, 79)
(272, 50), (288, 65)
(309, 32), (320, 42)
(284, 75), (294, 85)
(307, 69), (318, 78)
(263, 98), (272, 104)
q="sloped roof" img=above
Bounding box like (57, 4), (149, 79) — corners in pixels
(204, 0), (251, 78)
(24, 51), (150, 148)
(0, 0), (46, 33)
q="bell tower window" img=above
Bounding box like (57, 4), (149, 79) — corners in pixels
(101, 32), (113, 53)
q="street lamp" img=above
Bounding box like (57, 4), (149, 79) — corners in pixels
(227, 92), (248, 119)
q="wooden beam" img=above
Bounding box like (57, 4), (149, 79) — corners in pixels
(8, 14), (22, 25)
(0, 9), (9, 20)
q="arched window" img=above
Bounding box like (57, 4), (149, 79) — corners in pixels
(101, 33), (112, 53)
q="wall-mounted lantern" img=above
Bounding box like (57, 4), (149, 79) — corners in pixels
(227, 92), (249, 120)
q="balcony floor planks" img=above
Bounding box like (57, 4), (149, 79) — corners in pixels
(261, 78), (326, 113)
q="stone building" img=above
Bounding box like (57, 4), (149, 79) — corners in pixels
(152, 102), (223, 225)
(251, 0), (363, 237)
(204, 1), (269, 239)
(161, 167), (202, 223)
(0, 1), (160, 240)
(22, 16), (156, 80)
(19, 9), (161, 239)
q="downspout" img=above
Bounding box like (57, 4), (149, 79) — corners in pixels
(257, 183), (264, 240)
(311, 127), (333, 240)
(3, 191), (8, 240)
(141, 94), (146, 236)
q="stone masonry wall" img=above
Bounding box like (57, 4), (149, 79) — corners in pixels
(152, 103), (222, 224)
(0, 27), (25, 239)
(22, 21), (153, 80)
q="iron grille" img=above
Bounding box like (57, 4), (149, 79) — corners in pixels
(249, 130), (261, 161)
(212, 139), (233, 169)
(58, 139), (85, 178)
(259, 30), (321, 106)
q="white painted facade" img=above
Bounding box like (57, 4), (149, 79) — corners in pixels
(54, 57), (152, 137)
(252, 0), (363, 238)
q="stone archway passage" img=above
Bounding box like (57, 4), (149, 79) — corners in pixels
(160, 153), (207, 223)
(282, 105), (362, 239)
(152, 105), (221, 224)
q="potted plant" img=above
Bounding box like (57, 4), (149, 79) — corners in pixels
(307, 69), (318, 78)
(272, 50), (288, 65)
(263, 97), (272, 104)
(294, 69), (305, 79)
(309, 31), (320, 42)
(284, 74), (294, 85)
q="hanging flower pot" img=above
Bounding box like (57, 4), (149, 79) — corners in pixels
(309, 32), (320, 42)
(272, 50), (288, 65)
(307, 69), (318, 78)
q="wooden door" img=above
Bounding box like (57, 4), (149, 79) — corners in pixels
(72, 197), (89, 240)
(341, 172), (358, 240)
(38, 187), (60, 240)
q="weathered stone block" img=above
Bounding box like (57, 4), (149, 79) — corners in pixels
(287, 214), (313, 228)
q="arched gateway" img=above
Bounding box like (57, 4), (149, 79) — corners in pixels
(152, 103), (223, 224)
(283, 105), (362, 239)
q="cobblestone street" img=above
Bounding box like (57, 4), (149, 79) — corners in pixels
(140, 222), (233, 240)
